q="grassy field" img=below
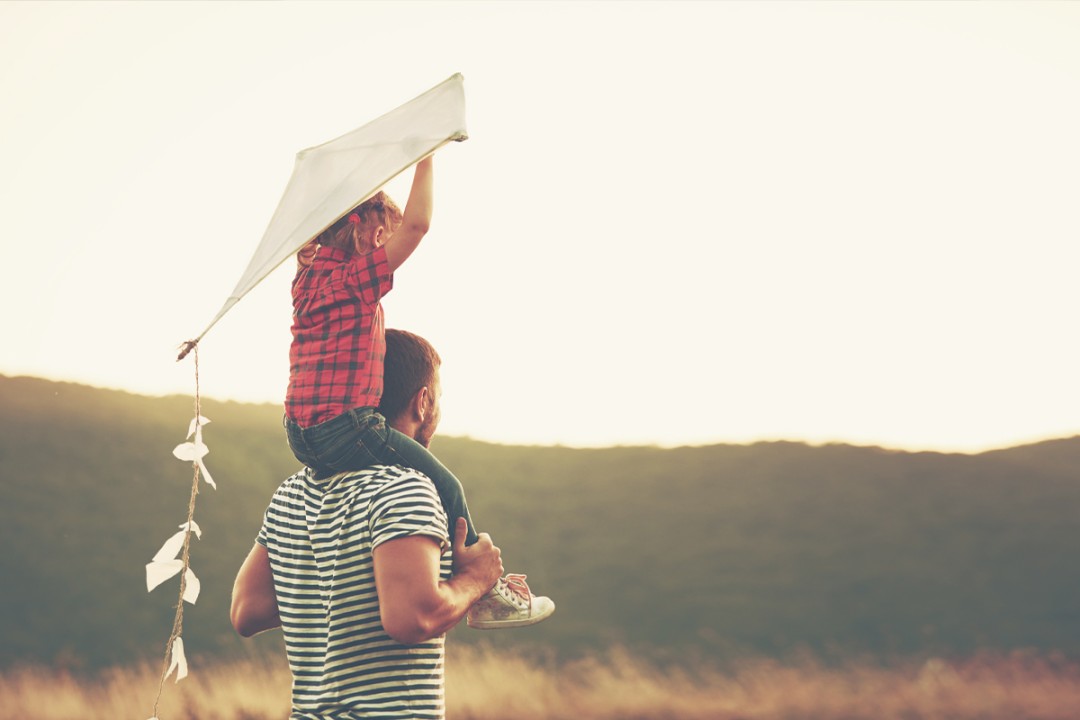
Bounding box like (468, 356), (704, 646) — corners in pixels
(3, 646), (1080, 720)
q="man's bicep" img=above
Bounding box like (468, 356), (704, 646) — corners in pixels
(234, 543), (274, 602)
(372, 535), (445, 635)
(231, 543), (280, 637)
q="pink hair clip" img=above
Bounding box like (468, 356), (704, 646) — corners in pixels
(347, 213), (361, 225)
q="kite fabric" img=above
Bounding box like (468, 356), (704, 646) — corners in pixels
(179, 73), (468, 358)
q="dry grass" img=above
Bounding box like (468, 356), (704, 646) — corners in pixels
(449, 646), (1080, 720)
(0, 651), (288, 720)
(2, 646), (1080, 719)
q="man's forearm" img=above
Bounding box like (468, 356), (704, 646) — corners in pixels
(412, 571), (493, 640)
(232, 597), (281, 637)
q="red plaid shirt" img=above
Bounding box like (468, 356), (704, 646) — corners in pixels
(285, 245), (393, 427)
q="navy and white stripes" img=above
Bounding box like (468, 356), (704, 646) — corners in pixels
(259, 465), (451, 719)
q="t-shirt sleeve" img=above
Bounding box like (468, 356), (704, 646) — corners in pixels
(368, 473), (450, 552)
(346, 245), (393, 305)
(256, 509), (269, 548)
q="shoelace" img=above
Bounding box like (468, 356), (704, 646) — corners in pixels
(503, 574), (532, 604)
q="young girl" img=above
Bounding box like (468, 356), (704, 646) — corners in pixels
(284, 156), (553, 629)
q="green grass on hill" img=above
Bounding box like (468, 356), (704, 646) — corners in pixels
(2, 374), (1079, 669)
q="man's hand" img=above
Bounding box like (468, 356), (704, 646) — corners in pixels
(450, 517), (502, 593)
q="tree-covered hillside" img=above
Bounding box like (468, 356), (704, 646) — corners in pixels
(2, 375), (1079, 669)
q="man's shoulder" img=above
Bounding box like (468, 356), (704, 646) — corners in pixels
(338, 463), (438, 495)
(298, 464), (438, 500)
(276, 463), (425, 483)
(269, 466), (314, 499)
(270, 465), (439, 509)
(363, 465), (448, 551)
(268, 465), (443, 525)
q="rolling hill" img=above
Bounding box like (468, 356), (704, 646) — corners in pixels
(2, 374), (1079, 669)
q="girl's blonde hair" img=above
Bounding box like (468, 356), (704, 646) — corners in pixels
(316, 191), (404, 254)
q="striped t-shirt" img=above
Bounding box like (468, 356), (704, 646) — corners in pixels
(258, 464), (452, 720)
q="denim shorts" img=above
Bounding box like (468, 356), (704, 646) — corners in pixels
(284, 407), (404, 479)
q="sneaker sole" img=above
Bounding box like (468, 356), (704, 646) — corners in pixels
(467, 602), (556, 630)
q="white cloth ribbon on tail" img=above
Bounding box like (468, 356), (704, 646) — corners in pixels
(146, 521), (202, 604)
(173, 416), (215, 489)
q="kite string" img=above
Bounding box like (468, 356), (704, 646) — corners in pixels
(152, 344), (203, 719)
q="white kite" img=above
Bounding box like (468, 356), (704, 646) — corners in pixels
(178, 73), (468, 358)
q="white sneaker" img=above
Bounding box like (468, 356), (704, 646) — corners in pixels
(467, 574), (555, 630)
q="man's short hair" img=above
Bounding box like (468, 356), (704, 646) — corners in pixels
(379, 329), (442, 421)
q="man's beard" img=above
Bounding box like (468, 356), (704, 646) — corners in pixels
(416, 416), (437, 449)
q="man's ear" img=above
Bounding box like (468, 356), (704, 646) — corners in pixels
(412, 386), (430, 422)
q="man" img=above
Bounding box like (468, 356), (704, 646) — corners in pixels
(231, 329), (506, 719)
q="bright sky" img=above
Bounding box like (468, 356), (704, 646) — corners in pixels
(2, 1), (1078, 452)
